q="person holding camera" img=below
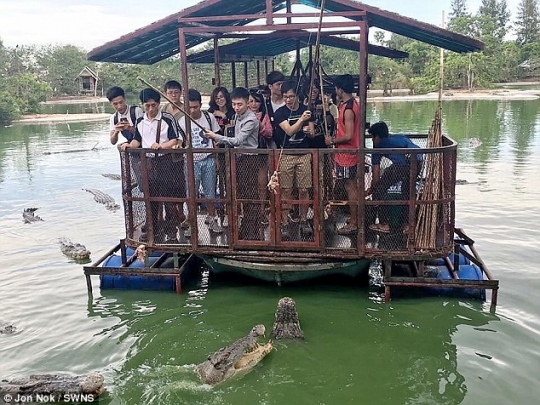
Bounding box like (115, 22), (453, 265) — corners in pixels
(106, 86), (143, 146)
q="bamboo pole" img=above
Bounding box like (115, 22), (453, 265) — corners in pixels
(137, 76), (206, 132)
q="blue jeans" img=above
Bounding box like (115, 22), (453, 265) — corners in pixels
(186, 155), (217, 199)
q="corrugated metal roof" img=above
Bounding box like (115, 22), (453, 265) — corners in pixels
(187, 31), (408, 63)
(87, 0), (483, 64)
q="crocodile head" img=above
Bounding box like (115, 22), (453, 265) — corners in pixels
(195, 324), (273, 385)
(271, 297), (304, 339)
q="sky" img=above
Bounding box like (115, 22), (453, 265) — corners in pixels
(0, 0), (521, 51)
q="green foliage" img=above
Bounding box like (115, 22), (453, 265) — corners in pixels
(35, 45), (90, 95)
(515, 0), (540, 45)
(2, 0), (540, 123)
(450, 0), (469, 19)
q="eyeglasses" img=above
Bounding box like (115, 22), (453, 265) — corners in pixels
(283, 94), (296, 100)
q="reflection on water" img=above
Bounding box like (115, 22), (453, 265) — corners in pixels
(0, 100), (539, 404)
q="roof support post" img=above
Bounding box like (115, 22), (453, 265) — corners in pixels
(286, 0), (292, 24)
(256, 60), (261, 85)
(179, 27), (199, 249)
(244, 61), (249, 88)
(214, 37), (221, 86)
(357, 19), (369, 255)
(231, 62), (237, 88)
(266, 0), (273, 25)
(358, 19), (369, 148)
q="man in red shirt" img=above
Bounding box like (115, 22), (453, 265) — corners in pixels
(325, 74), (361, 235)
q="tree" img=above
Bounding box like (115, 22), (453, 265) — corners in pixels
(35, 45), (90, 95)
(515, 0), (540, 45)
(450, 0), (469, 19)
(478, 0), (511, 40)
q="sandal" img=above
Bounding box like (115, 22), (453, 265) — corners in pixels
(337, 224), (358, 235)
(369, 223), (390, 233)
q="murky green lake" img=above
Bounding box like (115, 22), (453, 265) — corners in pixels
(1, 99), (539, 404)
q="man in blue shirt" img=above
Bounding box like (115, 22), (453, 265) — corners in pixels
(367, 121), (422, 233)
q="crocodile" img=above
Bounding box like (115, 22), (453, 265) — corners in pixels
(0, 320), (16, 334)
(195, 324), (273, 386)
(270, 297), (304, 340)
(59, 238), (91, 260)
(22, 208), (44, 223)
(455, 179), (479, 185)
(82, 188), (120, 211)
(101, 173), (122, 181)
(0, 373), (104, 398)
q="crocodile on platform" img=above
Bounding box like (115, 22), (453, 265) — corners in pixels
(59, 238), (91, 260)
(82, 188), (120, 211)
(0, 320), (16, 334)
(271, 297), (304, 340)
(22, 208), (44, 223)
(0, 373), (104, 398)
(195, 324), (273, 386)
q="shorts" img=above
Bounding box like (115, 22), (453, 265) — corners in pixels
(280, 153), (312, 189)
(335, 163), (357, 180)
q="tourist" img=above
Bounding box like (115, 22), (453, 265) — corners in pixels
(274, 80), (315, 239)
(204, 87), (261, 240)
(366, 121), (423, 233)
(160, 80), (184, 121)
(208, 86), (235, 227)
(161, 80), (186, 227)
(249, 89), (274, 225)
(120, 88), (182, 242)
(324, 74), (361, 235)
(264, 70), (286, 145)
(179, 89), (223, 236)
(106, 86), (143, 146)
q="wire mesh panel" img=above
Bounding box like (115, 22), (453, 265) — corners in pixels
(180, 148), (230, 248)
(271, 150), (318, 246)
(322, 149), (363, 254)
(118, 135), (456, 259)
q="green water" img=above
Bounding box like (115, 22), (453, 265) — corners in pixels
(1, 99), (539, 404)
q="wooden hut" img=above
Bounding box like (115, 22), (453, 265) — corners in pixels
(75, 66), (99, 96)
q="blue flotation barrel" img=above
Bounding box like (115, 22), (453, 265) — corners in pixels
(100, 253), (176, 291)
(427, 263), (486, 300)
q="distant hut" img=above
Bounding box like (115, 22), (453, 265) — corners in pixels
(75, 66), (99, 96)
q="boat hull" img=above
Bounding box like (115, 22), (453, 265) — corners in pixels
(201, 255), (371, 285)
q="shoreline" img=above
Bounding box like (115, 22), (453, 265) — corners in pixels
(11, 87), (540, 124)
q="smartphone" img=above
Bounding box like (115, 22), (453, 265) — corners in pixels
(120, 118), (128, 124)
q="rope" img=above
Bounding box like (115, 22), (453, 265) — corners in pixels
(268, 0), (326, 192)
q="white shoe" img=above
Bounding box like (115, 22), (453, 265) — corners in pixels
(222, 215), (229, 227)
(204, 215), (212, 224)
(209, 217), (223, 233)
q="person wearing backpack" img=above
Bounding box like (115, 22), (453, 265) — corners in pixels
(264, 70), (285, 147)
(161, 80), (184, 121)
(179, 89), (223, 236)
(106, 86), (143, 146)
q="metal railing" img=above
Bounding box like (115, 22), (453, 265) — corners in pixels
(119, 134), (457, 260)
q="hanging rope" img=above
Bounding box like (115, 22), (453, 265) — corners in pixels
(267, 0), (326, 193)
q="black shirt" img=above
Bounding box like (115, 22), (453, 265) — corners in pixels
(274, 103), (311, 149)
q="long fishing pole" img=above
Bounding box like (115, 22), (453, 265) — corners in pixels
(136, 76), (206, 132)
(306, 0), (326, 109)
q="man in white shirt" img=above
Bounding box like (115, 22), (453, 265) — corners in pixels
(121, 88), (180, 242)
(179, 89), (222, 235)
(106, 86), (143, 146)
